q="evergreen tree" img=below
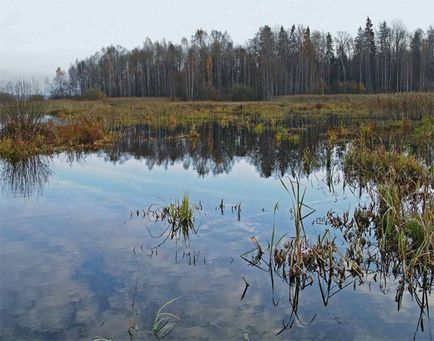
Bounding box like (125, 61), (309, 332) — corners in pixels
(325, 33), (335, 88)
(411, 29), (423, 90)
(378, 21), (391, 91)
(364, 17), (376, 91)
(354, 27), (365, 86)
(277, 26), (289, 94)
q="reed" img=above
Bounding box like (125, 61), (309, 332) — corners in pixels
(242, 170), (432, 334)
(331, 138), (433, 315)
(138, 194), (200, 252)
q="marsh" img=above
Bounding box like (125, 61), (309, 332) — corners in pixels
(1, 101), (432, 339)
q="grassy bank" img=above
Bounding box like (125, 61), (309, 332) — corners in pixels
(1, 93), (433, 160)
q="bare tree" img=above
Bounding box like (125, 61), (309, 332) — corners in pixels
(335, 31), (353, 82)
(61, 20), (433, 99)
(50, 67), (69, 98)
(391, 20), (408, 91)
(0, 79), (44, 140)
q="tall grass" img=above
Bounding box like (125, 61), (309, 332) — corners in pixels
(242, 166), (432, 335)
(341, 136), (433, 317)
(2, 92), (433, 159)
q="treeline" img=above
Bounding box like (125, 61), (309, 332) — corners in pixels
(51, 18), (434, 100)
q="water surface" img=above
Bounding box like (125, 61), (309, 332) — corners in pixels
(1, 116), (432, 340)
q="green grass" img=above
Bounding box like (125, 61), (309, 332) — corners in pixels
(141, 193), (200, 251)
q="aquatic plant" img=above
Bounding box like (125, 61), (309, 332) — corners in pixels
(165, 193), (196, 239)
(242, 178), (334, 332)
(344, 145), (430, 195)
(242, 170), (433, 335)
(327, 197), (433, 332)
(331, 143), (433, 334)
(138, 193), (200, 251)
(151, 297), (180, 339)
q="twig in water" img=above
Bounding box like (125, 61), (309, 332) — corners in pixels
(241, 275), (250, 300)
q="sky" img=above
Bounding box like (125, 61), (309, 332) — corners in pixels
(1, 0), (433, 85)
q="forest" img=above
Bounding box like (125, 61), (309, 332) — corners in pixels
(50, 17), (434, 100)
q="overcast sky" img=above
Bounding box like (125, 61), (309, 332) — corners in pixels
(1, 0), (433, 84)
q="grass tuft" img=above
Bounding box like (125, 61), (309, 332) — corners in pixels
(152, 297), (180, 339)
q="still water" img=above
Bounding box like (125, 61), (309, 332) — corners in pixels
(0, 117), (432, 340)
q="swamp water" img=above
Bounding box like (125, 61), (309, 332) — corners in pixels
(0, 115), (432, 340)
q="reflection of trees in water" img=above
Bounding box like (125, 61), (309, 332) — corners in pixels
(1, 156), (53, 197)
(0, 152), (87, 197)
(107, 116), (343, 178)
(107, 115), (433, 178)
